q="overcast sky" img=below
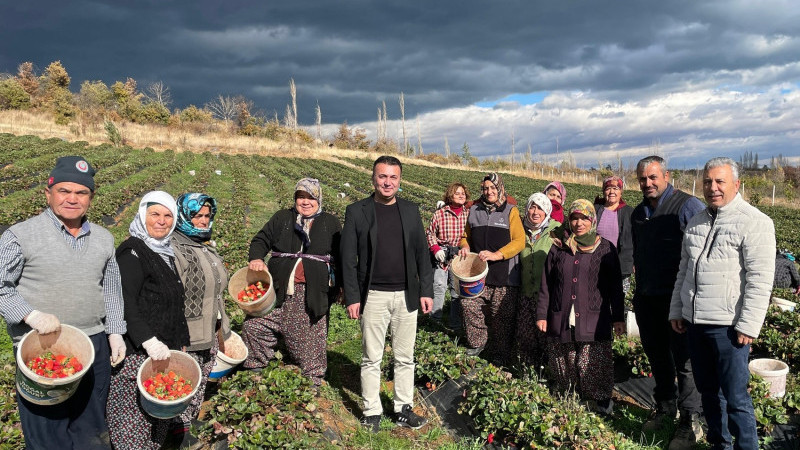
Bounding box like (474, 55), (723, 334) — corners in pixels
(2, 1), (800, 168)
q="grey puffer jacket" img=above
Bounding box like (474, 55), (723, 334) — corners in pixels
(669, 193), (775, 338)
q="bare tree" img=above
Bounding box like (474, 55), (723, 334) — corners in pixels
(399, 92), (407, 155)
(284, 104), (293, 128)
(527, 143), (532, 169)
(416, 115), (423, 155)
(315, 102), (322, 140)
(381, 101), (388, 141)
(289, 78), (297, 129)
(444, 136), (450, 158)
(145, 81), (171, 107)
(377, 107), (383, 142)
(510, 130), (515, 167)
(206, 95), (238, 124)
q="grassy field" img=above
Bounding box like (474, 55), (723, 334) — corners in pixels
(1, 133), (799, 448)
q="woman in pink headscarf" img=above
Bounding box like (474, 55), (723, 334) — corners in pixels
(543, 181), (566, 223)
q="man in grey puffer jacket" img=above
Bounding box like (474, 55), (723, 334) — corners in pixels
(670, 156), (775, 450)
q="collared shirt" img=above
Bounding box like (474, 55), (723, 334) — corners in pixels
(425, 205), (469, 252)
(0, 208), (126, 334)
(642, 183), (705, 231)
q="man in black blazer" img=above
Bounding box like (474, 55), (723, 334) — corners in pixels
(341, 155), (433, 432)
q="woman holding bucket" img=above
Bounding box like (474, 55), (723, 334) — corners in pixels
(425, 182), (470, 330)
(242, 178), (341, 386)
(457, 173), (525, 366)
(517, 192), (559, 369)
(108, 191), (190, 449)
(536, 199), (625, 415)
(169, 193), (232, 441)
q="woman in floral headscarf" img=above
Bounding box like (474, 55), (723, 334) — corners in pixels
(517, 192), (560, 369)
(536, 199), (625, 415)
(457, 173), (525, 365)
(243, 178), (341, 386)
(168, 193), (232, 441)
(593, 176), (633, 293)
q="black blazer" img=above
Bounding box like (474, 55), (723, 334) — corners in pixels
(341, 194), (434, 312)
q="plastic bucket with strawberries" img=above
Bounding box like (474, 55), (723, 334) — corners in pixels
(208, 331), (249, 382)
(15, 324), (96, 405)
(227, 267), (276, 317)
(137, 350), (202, 419)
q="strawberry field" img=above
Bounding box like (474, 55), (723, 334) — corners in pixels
(1, 133), (800, 449)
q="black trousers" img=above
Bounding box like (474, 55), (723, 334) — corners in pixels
(633, 294), (702, 414)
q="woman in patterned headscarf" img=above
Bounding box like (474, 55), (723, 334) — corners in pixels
(593, 176), (634, 294)
(167, 193), (232, 442)
(457, 172), (525, 366)
(243, 178), (341, 386)
(536, 199), (625, 415)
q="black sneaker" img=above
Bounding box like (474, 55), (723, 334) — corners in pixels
(360, 414), (381, 433)
(394, 404), (428, 429)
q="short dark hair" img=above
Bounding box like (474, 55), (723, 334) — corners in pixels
(636, 155), (667, 175)
(372, 155), (402, 175)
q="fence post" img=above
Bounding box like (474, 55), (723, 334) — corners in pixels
(773, 184), (776, 206)
(692, 179), (696, 197)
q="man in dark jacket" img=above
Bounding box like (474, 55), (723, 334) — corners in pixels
(631, 155), (705, 449)
(341, 155), (433, 432)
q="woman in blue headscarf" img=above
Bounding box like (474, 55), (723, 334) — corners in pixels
(168, 193), (232, 441)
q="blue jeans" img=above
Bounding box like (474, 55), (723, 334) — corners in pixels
(432, 265), (462, 329)
(688, 324), (758, 450)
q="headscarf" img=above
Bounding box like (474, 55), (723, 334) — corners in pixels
(602, 176), (624, 191)
(176, 193), (217, 242)
(293, 178), (323, 248)
(129, 191), (178, 257)
(480, 172), (507, 211)
(523, 192), (552, 239)
(563, 199), (602, 254)
(543, 181), (567, 206)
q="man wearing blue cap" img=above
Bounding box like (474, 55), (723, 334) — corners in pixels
(0, 156), (127, 449)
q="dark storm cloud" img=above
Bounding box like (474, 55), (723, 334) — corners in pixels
(2, 1), (799, 163)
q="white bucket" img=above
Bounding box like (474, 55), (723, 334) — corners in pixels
(137, 350), (202, 419)
(228, 267), (277, 317)
(16, 324), (96, 405)
(449, 253), (489, 299)
(749, 358), (789, 398)
(625, 311), (640, 337)
(772, 297), (797, 312)
(208, 331), (248, 382)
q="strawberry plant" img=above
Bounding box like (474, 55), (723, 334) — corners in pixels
(196, 361), (323, 449)
(459, 364), (625, 448)
(749, 374), (788, 436)
(612, 334), (652, 378)
(414, 329), (485, 386)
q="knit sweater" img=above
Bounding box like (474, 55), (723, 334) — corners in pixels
(8, 213), (113, 341)
(117, 237), (189, 350)
(171, 232), (232, 351)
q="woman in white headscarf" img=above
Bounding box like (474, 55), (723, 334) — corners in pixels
(108, 191), (190, 450)
(517, 192), (560, 369)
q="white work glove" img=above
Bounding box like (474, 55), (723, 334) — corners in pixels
(108, 334), (126, 367)
(435, 249), (447, 263)
(24, 310), (61, 335)
(141, 337), (171, 361)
